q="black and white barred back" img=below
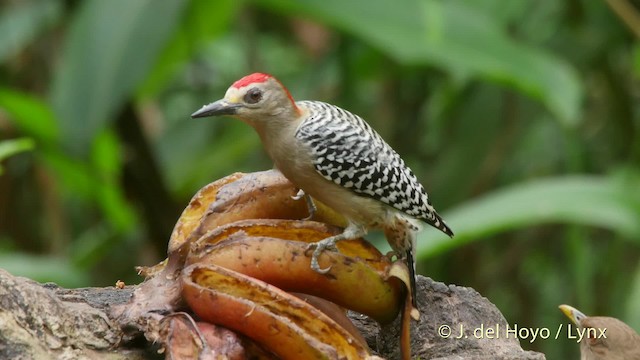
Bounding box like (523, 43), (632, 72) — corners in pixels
(295, 101), (453, 237)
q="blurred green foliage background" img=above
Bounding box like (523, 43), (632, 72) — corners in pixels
(1, 0), (639, 357)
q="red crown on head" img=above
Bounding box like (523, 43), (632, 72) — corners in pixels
(232, 73), (273, 89)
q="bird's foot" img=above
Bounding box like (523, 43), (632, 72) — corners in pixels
(305, 223), (365, 274)
(303, 195), (317, 220)
(292, 189), (317, 220)
(291, 188), (305, 201)
(305, 237), (340, 274)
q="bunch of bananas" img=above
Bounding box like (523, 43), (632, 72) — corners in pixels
(115, 170), (414, 360)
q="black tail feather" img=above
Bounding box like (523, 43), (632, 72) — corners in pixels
(407, 249), (417, 310)
(430, 212), (454, 237)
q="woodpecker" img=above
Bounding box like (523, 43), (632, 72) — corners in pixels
(191, 73), (453, 306)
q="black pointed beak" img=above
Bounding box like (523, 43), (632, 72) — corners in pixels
(191, 100), (241, 118)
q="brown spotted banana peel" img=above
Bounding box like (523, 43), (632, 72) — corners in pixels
(388, 262), (419, 360)
(186, 218), (404, 324)
(182, 264), (383, 360)
(140, 170), (343, 277)
(169, 169), (346, 253)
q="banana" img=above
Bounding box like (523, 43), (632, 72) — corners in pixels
(182, 264), (380, 360)
(186, 218), (402, 324)
(168, 170), (347, 253)
(289, 292), (368, 349)
(388, 262), (417, 360)
(168, 172), (245, 253)
(122, 170), (408, 359)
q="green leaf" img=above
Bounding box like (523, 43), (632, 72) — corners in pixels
(0, 138), (35, 174)
(138, 0), (240, 97)
(50, 0), (186, 154)
(91, 130), (136, 232)
(0, 88), (135, 235)
(626, 262), (640, 331)
(39, 147), (137, 233)
(633, 44), (640, 78)
(0, 253), (89, 287)
(92, 130), (122, 180)
(39, 151), (95, 198)
(0, 138), (35, 161)
(0, 0), (62, 63)
(0, 88), (58, 143)
(418, 176), (640, 258)
(255, 0), (582, 125)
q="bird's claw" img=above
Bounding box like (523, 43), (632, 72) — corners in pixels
(302, 198), (317, 220)
(305, 239), (338, 274)
(291, 189), (305, 201)
(292, 189), (317, 220)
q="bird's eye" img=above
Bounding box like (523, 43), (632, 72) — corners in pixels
(244, 88), (263, 104)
